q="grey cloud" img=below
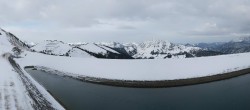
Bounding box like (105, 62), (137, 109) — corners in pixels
(1, 0), (250, 43)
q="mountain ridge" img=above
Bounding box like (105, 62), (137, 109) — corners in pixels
(2, 28), (249, 59)
(30, 39), (223, 59)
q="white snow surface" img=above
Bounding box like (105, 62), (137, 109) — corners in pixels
(0, 29), (13, 54)
(0, 57), (33, 110)
(0, 29), (64, 110)
(17, 51), (250, 81)
(68, 48), (93, 58)
(32, 40), (72, 55)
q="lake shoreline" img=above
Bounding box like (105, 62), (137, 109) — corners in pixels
(25, 66), (250, 88)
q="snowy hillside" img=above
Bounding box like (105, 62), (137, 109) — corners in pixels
(67, 48), (93, 58)
(31, 40), (92, 58)
(31, 40), (133, 59)
(0, 29), (64, 110)
(0, 29), (13, 53)
(31, 40), (72, 56)
(0, 28), (30, 53)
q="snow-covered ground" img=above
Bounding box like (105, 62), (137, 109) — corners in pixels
(0, 57), (33, 110)
(17, 51), (250, 81)
(0, 29), (64, 110)
(0, 56), (65, 110)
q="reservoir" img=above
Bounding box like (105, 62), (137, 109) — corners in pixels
(26, 69), (250, 110)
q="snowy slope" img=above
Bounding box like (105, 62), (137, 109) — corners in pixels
(75, 43), (133, 59)
(0, 29), (30, 52)
(32, 40), (93, 58)
(123, 43), (138, 56)
(0, 29), (12, 46)
(67, 48), (93, 58)
(0, 57), (33, 110)
(31, 41), (124, 58)
(0, 29), (64, 110)
(31, 40), (133, 59)
(79, 43), (108, 55)
(32, 40), (72, 56)
(97, 44), (120, 54)
(78, 43), (120, 55)
(0, 29), (13, 54)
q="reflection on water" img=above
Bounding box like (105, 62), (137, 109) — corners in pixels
(26, 69), (250, 110)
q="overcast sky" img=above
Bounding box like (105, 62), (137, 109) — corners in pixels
(1, 0), (250, 43)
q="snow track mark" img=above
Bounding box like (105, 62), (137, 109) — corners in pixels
(0, 89), (2, 109)
(4, 88), (10, 110)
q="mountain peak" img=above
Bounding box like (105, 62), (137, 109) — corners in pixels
(0, 29), (12, 47)
(96, 42), (124, 48)
(139, 40), (171, 49)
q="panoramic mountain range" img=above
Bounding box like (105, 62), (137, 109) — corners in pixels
(27, 39), (227, 59)
(195, 37), (250, 54)
(1, 28), (249, 59)
(28, 37), (249, 59)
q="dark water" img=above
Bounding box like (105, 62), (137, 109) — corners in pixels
(26, 69), (250, 110)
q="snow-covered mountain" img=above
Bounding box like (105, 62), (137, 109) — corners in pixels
(0, 28), (30, 56)
(31, 40), (133, 59)
(131, 40), (201, 59)
(0, 26), (221, 59)
(31, 40), (73, 56)
(0, 29), (30, 50)
(1, 27), (248, 59)
(31, 39), (223, 59)
(31, 40), (93, 58)
(75, 43), (133, 59)
(196, 37), (250, 54)
(98, 40), (223, 59)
